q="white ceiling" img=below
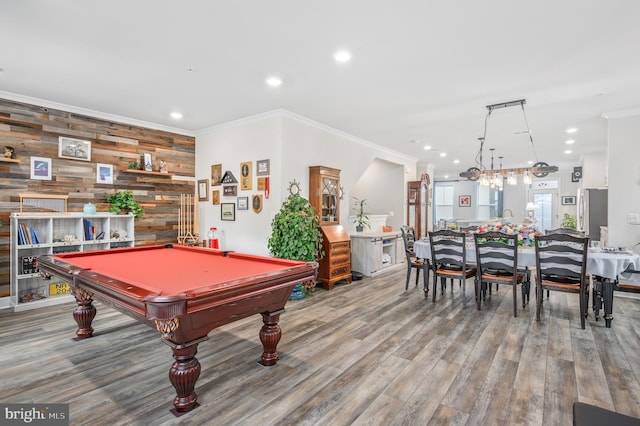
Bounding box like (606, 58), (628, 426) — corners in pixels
(2, 1), (640, 179)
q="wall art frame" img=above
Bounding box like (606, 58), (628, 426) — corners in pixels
(58, 136), (91, 161)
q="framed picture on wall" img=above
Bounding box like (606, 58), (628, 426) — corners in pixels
(459, 195), (471, 207)
(96, 163), (113, 184)
(223, 185), (237, 196)
(211, 164), (222, 186)
(221, 203), (235, 221)
(256, 159), (270, 176)
(237, 196), (249, 210)
(58, 137), (91, 161)
(143, 152), (153, 171)
(198, 179), (209, 201)
(212, 190), (220, 205)
(30, 156), (52, 180)
(562, 195), (576, 205)
(240, 161), (252, 190)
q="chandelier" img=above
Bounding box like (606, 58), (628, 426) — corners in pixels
(459, 99), (557, 185)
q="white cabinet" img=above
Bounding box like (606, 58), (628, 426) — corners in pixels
(9, 212), (135, 311)
(350, 232), (403, 276)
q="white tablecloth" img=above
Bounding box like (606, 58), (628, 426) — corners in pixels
(413, 240), (640, 281)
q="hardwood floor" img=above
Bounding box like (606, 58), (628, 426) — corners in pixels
(1, 268), (639, 425)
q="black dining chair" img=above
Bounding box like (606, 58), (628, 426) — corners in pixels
(545, 228), (586, 237)
(428, 229), (477, 307)
(400, 226), (429, 296)
(534, 233), (590, 329)
(474, 231), (528, 316)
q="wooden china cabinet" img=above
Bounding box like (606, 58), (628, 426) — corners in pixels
(309, 166), (352, 290)
(407, 179), (429, 240)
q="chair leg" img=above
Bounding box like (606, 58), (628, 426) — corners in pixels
(536, 283), (542, 321)
(579, 287), (586, 329)
(475, 279), (482, 310)
(415, 268), (420, 287)
(423, 266), (429, 296)
(405, 265), (411, 291)
(432, 274), (438, 303)
(521, 282), (527, 308)
(441, 277), (446, 294)
(512, 284), (517, 317)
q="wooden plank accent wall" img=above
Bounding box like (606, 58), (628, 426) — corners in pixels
(0, 98), (196, 296)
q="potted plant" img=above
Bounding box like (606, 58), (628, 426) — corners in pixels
(268, 194), (323, 298)
(561, 213), (577, 230)
(106, 190), (144, 220)
(128, 161), (140, 170)
(352, 197), (370, 232)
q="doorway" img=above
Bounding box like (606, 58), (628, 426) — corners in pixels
(529, 190), (558, 231)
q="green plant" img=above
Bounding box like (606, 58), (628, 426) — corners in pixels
(352, 197), (370, 231)
(561, 213), (577, 230)
(268, 194), (323, 296)
(128, 161), (139, 170)
(106, 190), (144, 220)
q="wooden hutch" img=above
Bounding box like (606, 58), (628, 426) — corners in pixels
(309, 166), (352, 290)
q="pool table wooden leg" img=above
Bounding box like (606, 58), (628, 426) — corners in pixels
(260, 310), (284, 366)
(169, 343), (201, 414)
(73, 287), (96, 339)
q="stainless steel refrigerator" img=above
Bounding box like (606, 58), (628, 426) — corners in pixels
(577, 188), (608, 242)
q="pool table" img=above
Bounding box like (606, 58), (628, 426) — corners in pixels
(38, 244), (317, 414)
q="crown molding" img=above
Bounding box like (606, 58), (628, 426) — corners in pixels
(602, 107), (640, 120)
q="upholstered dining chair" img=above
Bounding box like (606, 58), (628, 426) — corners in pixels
(534, 233), (590, 329)
(428, 229), (477, 307)
(401, 226), (429, 295)
(474, 231), (528, 316)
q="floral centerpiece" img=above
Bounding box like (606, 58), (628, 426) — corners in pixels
(476, 222), (543, 246)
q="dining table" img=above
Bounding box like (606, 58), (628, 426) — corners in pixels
(413, 239), (640, 328)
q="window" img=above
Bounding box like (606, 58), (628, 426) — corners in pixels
(434, 183), (454, 225)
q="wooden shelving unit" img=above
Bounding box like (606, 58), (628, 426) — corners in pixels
(123, 169), (174, 177)
(0, 158), (21, 163)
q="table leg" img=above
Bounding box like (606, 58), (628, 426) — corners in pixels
(168, 343), (201, 414)
(73, 287), (96, 339)
(592, 278), (603, 321)
(602, 279), (615, 328)
(260, 310), (284, 366)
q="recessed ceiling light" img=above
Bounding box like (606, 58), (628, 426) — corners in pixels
(334, 50), (352, 63)
(423, 145), (432, 151)
(527, 160), (534, 165)
(564, 150), (573, 154)
(266, 76), (282, 87)
(444, 175), (449, 179)
(566, 139), (575, 144)
(439, 152), (447, 157)
(453, 159), (460, 164)
(566, 128), (578, 133)
(170, 112), (183, 119)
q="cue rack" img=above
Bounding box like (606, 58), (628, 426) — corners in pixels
(178, 193), (199, 246)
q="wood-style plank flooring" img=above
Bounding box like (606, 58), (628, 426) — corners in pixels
(1, 267), (640, 425)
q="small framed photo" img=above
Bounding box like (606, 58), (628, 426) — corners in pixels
(240, 161), (252, 190)
(212, 190), (220, 205)
(58, 136), (91, 161)
(221, 203), (235, 221)
(211, 164), (222, 186)
(562, 195), (576, 205)
(30, 156), (52, 180)
(256, 159), (270, 176)
(143, 152), (153, 171)
(96, 163), (113, 184)
(252, 194), (263, 213)
(198, 179), (209, 201)
(237, 196), (249, 210)
(223, 185), (237, 196)
(459, 195), (471, 207)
